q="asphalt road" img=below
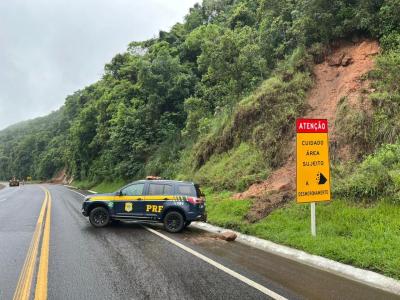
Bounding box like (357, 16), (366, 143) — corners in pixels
(0, 184), (399, 300)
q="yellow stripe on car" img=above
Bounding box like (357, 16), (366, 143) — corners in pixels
(89, 195), (178, 201)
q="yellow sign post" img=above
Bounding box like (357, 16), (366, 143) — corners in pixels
(296, 119), (331, 236)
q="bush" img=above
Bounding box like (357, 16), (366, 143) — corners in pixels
(191, 48), (313, 171)
(192, 143), (269, 191)
(380, 32), (400, 52)
(335, 144), (400, 203)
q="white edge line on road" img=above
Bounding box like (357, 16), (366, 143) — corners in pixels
(143, 225), (287, 300)
(64, 185), (96, 196)
(66, 188), (87, 198)
(63, 186), (286, 299)
(191, 222), (400, 296)
(63, 185), (400, 295)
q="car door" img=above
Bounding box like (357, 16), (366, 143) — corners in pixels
(143, 183), (173, 219)
(114, 182), (145, 217)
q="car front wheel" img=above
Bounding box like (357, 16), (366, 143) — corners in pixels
(89, 207), (110, 228)
(164, 211), (185, 233)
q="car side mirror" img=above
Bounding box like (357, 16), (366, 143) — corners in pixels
(116, 191), (123, 196)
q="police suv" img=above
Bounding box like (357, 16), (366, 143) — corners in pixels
(82, 179), (206, 233)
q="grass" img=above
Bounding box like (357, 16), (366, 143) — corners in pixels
(91, 180), (127, 193)
(70, 179), (400, 279)
(206, 189), (400, 279)
(334, 143), (400, 204)
(72, 179), (126, 193)
(192, 143), (270, 191)
(204, 188), (252, 229)
(71, 179), (94, 190)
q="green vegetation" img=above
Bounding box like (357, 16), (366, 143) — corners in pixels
(91, 180), (127, 194)
(1, 0), (400, 278)
(72, 179), (126, 193)
(207, 191), (400, 279)
(334, 144), (400, 204)
(1, 0), (399, 184)
(205, 189), (253, 228)
(190, 143), (269, 191)
(192, 62), (312, 176)
(0, 111), (67, 180)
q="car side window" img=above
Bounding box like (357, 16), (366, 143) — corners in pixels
(148, 183), (172, 196)
(176, 185), (196, 196)
(164, 184), (173, 195)
(121, 183), (144, 196)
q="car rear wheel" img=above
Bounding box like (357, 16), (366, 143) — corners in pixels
(164, 211), (185, 233)
(89, 207), (110, 228)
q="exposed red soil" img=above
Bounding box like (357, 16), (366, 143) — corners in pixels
(50, 168), (70, 184)
(235, 40), (380, 221)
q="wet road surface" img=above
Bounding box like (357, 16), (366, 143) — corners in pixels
(0, 184), (399, 300)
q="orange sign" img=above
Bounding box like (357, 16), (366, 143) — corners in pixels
(296, 119), (331, 203)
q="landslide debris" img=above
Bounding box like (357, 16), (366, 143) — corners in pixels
(235, 40), (380, 222)
(50, 168), (70, 184)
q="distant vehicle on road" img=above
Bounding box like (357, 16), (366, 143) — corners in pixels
(82, 179), (206, 233)
(9, 177), (19, 187)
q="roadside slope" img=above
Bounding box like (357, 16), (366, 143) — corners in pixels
(235, 40), (380, 221)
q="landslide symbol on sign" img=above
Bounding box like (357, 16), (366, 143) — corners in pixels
(125, 202), (133, 212)
(316, 172), (328, 185)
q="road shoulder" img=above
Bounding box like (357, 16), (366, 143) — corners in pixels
(64, 184), (400, 296)
(192, 221), (400, 296)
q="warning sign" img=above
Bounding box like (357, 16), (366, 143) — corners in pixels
(296, 119), (331, 203)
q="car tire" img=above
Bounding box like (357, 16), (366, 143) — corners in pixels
(89, 207), (110, 228)
(163, 211), (185, 233)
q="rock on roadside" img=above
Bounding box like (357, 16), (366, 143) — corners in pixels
(218, 231), (237, 241)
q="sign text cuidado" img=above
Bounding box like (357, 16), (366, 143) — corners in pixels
(296, 119), (331, 203)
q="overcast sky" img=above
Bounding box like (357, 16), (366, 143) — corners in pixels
(0, 0), (199, 130)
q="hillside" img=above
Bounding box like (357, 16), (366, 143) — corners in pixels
(0, 0), (400, 200)
(235, 40), (380, 221)
(1, 0), (400, 278)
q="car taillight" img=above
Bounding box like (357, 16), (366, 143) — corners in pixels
(187, 197), (204, 205)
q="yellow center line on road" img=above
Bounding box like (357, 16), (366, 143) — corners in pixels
(12, 186), (52, 300)
(34, 190), (52, 300)
(13, 189), (48, 300)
